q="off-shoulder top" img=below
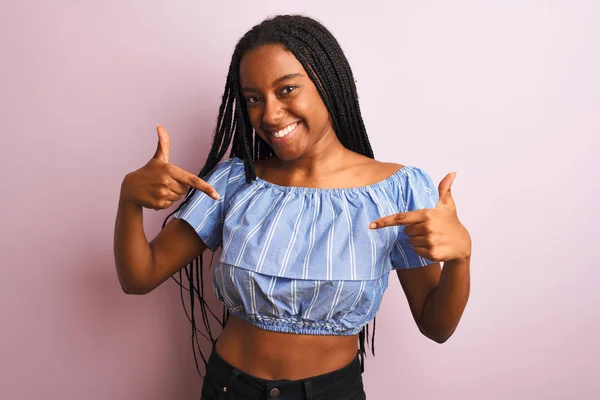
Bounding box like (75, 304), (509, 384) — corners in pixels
(174, 157), (438, 336)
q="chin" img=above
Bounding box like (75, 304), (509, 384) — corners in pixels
(272, 147), (305, 162)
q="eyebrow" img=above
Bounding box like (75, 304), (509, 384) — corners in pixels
(241, 73), (304, 92)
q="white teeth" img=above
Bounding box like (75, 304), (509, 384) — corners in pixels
(272, 122), (298, 138)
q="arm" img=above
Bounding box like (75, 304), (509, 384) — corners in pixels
(114, 125), (218, 295)
(397, 257), (470, 343)
(370, 170), (472, 342)
(114, 197), (207, 295)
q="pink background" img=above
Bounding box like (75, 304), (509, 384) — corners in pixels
(2, 1), (598, 399)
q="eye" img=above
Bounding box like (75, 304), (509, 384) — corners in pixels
(280, 85), (298, 95)
(246, 96), (260, 104)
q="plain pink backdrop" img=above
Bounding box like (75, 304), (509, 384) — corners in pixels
(2, 1), (598, 399)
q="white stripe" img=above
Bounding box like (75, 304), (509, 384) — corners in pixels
(380, 188), (401, 235)
(326, 281), (345, 320)
(227, 172), (245, 184)
(256, 192), (294, 273)
(303, 195), (319, 280)
(398, 176), (408, 212)
(380, 188), (403, 270)
(218, 265), (233, 307)
(195, 197), (223, 232)
(341, 196), (356, 280)
(249, 271), (257, 314)
(291, 279), (297, 315)
(181, 166), (230, 220)
(303, 281), (321, 319)
(234, 193), (284, 266)
(229, 262), (236, 289)
(343, 281), (366, 318)
(364, 278), (380, 318)
(368, 187), (390, 246)
(221, 190), (265, 259)
(224, 183), (263, 222)
(392, 175), (408, 212)
(394, 241), (410, 268)
(268, 276), (278, 316)
(327, 197), (336, 280)
(366, 218), (377, 280)
(423, 175), (437, 207)
(368, 189), (391, 276)
(204, 217), (223, 247)
(367, 187), (388, 277)
(391, 174), (415, 268)
(402, 168), (426, 210)
(279, 195), (307, 276)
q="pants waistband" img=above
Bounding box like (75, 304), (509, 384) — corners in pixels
(205, 345), (363, 399)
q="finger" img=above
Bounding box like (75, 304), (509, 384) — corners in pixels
(162, 190), (182, 202)
(403, 222), (428, 237)
(369, 209), (427, 229)
(407, 235), (428, 248)
(413, 246), (437, 262)
(170, 165), (220, 200)
(152, 187), (182, 202)
(153, 125), (171, 163)
(170, 180), (188, 196)
(437, 172), (456, 208)
(153, 200), (174, 210)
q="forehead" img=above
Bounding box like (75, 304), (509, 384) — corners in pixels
(239, 44), (307, 86)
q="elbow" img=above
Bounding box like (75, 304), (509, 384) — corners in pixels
(118, 275), (153, 295)
(121, 284), (151, 295)
(430, 333), (452, 344)
(419, 324), (455, 344)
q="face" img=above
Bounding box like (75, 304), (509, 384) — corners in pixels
(239, 44), (335, 162)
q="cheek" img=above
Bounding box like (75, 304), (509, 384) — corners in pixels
(246, 107), (262, 129)
(307, 91), (330, 125)
(294, 96), (328, 127)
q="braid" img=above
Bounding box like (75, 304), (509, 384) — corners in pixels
(163, 14), (375, 375)
(200, 14), (373, 185)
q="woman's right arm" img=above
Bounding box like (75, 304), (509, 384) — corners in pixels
(113, 126), (219, 295)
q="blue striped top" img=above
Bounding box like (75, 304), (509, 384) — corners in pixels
(174, 157), (438, 335)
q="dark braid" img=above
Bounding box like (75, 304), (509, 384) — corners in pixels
(164, 14), (376, 376)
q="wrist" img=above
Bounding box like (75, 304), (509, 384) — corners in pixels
(119, 182), (141, 211)
(446, 254), (471, 265)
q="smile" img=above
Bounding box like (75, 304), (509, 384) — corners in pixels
(270, 122), (300, 138)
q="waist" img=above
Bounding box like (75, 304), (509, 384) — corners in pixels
(216, 315), (360, 380)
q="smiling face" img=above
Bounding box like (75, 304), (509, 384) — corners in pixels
(239, 44), (336, 162)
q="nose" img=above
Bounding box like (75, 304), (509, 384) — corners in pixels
(261, 96), (285, 128)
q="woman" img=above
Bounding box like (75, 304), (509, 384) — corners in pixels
(114, 14), (471, 400)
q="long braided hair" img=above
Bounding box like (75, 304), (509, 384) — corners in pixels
(164, 14), (376, 376)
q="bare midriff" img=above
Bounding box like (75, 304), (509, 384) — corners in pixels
(215, 315), (359, 380)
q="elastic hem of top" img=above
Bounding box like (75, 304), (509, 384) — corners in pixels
(229, 309), (363, 336)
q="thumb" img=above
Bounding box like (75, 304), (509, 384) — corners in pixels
(436, 172), (457, 208)
(153, 125), (170, 163)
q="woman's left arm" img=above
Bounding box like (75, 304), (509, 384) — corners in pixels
(370, 172), (472, 343)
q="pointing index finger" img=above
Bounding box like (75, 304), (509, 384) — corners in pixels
(369, 209), (426, 229)
(170, 165), (220, 200)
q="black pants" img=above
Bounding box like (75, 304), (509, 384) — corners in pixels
(201, 346), (366, 400)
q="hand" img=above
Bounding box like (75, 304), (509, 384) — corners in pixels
(369, 173), (471, 262)
(120, 125), (220, 210)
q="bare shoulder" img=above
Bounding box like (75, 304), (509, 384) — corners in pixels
(254, 153), (405, 188)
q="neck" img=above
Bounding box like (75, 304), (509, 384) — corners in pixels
(277, 127), (350, 178)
